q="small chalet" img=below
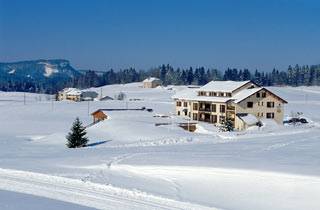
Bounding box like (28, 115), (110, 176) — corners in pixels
(91, 109), (108, 123)
(142, 77), (162, 88)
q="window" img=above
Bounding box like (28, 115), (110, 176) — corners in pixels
(219, 116), (226, 123)
(266, 112), (274, 118)
(183, 102), (188, 107)
(212, 104), (216, 112)
(256, 92), (260, 98)
(226, 93), (232, 97)
(176, 101), (181, 106)
(193, 113), (198, 120)
(184, 110), (188, 116)
(213, 92), (217, 96)
(258, 102), (260, 106)
(267, 102), (274, 108)
(193, 103), (198, 110)
(220, 105), (225, 113)
(262, 92), (266, 98)
(212, 115), (217, 123)
(247, 102), (253, 108)
(177, 111), (180, 116)
(219, 92), (224, 97)
(261, 102), (264, 106)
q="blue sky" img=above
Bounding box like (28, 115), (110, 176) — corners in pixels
(0, 0), (319, 71)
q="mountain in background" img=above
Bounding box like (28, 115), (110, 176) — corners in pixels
(0, 59), (81, 93)
(0, 59), (80, 79)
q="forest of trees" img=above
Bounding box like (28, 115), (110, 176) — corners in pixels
(1, 64), (320, 93)
(73, 64), (320, 89)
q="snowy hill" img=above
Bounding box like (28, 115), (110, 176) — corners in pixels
(0, 84), (320, 209)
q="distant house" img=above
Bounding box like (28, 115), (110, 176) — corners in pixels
(143, 77), (161, 88)
(100, 96), (114, 101)
(57, 88), (98, 102)
(173, 80), (287, 131)
(91, 109), (108, 123)
(57, 88), (82, 102)
(81, 91), (98, 101)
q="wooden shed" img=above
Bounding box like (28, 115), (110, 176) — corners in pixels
(91, 109), (108, 123)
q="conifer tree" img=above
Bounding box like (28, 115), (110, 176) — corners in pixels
(221, 119), (234, 132)
(66, 117), (89, 148)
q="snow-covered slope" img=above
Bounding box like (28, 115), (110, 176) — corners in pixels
(0, 84), (320, 209)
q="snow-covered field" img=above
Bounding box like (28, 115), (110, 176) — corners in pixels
(0, 83), (320, 210)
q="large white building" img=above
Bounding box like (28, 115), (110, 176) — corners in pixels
(173, 80), (287, 130)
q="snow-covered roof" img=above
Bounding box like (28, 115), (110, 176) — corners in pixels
(198, 80), (250, 92)
(231, 87), (263, 103)
(173, 86), (262, 103)
(237, 113), (259, 125)
(172, 89), (230, 103)
(143, 77), (161, 83)
(173, 81), (287, 104)
(61, 88), (82, 96)
(100, 96), (114, 101)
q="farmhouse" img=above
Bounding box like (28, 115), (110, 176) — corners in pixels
(173, 80), (287, 130)
(57, 88), (82, 101)
(143, 77), (162, 88)
(57, 88), (98, 101)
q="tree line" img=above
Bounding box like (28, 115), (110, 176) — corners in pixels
(1, 64), (320, 93)
(73, 64), (320, 88)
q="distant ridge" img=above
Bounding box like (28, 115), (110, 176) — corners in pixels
(0, 59), (81, 93)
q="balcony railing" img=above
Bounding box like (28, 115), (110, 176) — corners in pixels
(199, 108), (212, 112)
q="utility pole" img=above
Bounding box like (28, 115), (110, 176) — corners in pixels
(87, 100), (90, 116)
(100, 88), (103, 100)
(23, 92), (26, 105)
(51, 95), (54, 111)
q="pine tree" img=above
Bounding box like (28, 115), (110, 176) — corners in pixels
(187, 67), (194, 85)
(66, 117), (89, 148)
(221, 119), (234, 132)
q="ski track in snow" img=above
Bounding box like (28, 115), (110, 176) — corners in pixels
(109, 165), (320, 210)
(0, 168), (214, 210)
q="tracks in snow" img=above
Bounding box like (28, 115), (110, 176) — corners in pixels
(0, 168), (214, 210)
(110, 165), (320, 210)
